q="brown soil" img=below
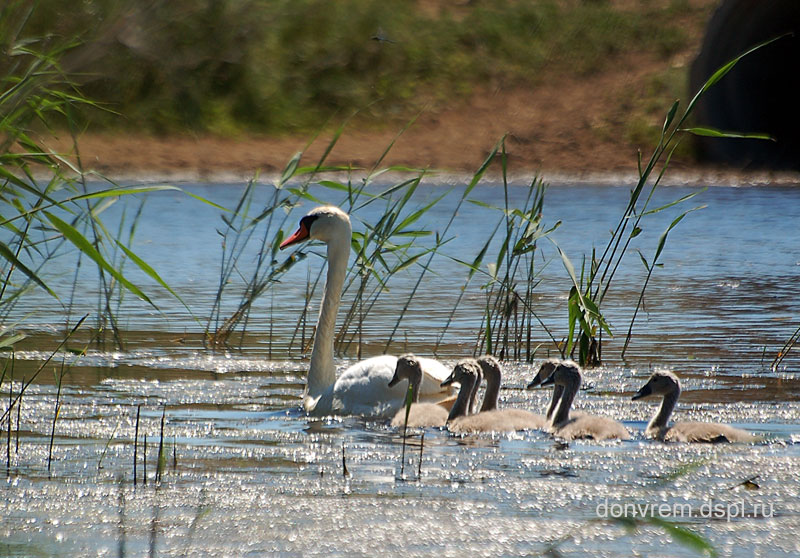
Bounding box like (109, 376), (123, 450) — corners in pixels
(43, 8), (797, 184)
(46, 67), (685, 182)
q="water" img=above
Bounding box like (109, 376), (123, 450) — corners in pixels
(2, 179), (800, 557)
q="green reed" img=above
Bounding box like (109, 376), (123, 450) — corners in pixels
(479, 148), (560, 362)
(772, 325), (800, 371)
(337, 171), (445, 357)
(208, 115), (456, 359)
(1, 3), (206, 354)
(433, 138), (561, 362)
(206, 123), (352, 350)
(554, 37), (781, 366)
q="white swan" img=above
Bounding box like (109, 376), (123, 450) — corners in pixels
(387, 354), (449, 428)
(279, 205), (454, 417)
(541, 362), (630, 441)
(442, 357), (545, 433)
(632, 371), (756, 443)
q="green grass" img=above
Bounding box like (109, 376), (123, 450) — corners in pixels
(18, 0), (705, 135)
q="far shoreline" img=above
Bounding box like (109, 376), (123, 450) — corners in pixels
(44, 131), (800, 188)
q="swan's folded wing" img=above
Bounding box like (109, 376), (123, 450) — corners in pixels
(417, 356), (458, 398)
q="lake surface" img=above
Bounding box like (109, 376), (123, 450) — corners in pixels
(2, 177), (800, 557)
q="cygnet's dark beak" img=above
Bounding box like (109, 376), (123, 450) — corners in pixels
(540, 373), (556, 387)
(631, 383), (652, 401)
(388, 371), (401, 388)
(526, 377), (542, 389)
(441, 372), (456, 387)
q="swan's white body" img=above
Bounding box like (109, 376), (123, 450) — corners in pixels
(280, 206), (454, 418)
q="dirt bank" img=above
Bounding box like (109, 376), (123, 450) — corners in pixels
(46, 25), (799, 185)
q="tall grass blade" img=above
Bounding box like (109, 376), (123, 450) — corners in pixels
(682, 127), (774, 141)
(44, 211), (153, 305)
(0, 240), (55, 297)
(98, 420), (120, 470)
(645, 517), (717, 557)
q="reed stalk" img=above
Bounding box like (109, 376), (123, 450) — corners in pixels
(6, 378), (11, 474)
(133, 404), (140, 487)
(399, 382), (413, 478)
(155, 405), (166, 484)
(772, 324), (800, 371)
(98, 420), (120, 471)
(417, 432), (425, 480)
(15, 374), (22, 455)
(47, 361), (66, 475)
(143, 433), (147, 486)
(117, 476), (126, 558)
(555, 36), (782, 366)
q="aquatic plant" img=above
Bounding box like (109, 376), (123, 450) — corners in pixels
(207, 117), (457, 359)
(0, 3), (201, 351)
(204, 145), (336, 349)
(472, 145), (561, 362)
(772, 324), (800, 371)
(555, 37), (780, 366)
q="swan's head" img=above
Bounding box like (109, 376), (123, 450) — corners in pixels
(476, 355), (501, 385)
(541, 361), (582, 389)
(527, 358), (562, 389)
(632, 370), (680, 400)
(389, 353), (422, 387)
(441, 358), (480, 388)
(280, 205), (351, 249)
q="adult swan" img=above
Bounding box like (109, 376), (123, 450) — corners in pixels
(279, 205), (454, 417)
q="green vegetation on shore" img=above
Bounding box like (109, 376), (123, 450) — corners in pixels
(17, 0), (704, 135)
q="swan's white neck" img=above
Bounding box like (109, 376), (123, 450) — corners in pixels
(307, 229), (350, 400)
(648, 387), (679, 431)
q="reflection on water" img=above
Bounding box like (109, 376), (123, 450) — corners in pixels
(3, 181), (800, 556)
(2, 359), (800, 557)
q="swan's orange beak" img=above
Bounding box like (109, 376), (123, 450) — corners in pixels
(280, 222), (310, 249)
